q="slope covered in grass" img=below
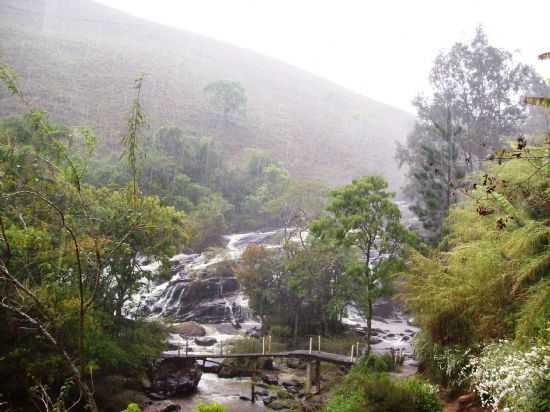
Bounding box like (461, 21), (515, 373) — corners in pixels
(0, 0), (413, 188)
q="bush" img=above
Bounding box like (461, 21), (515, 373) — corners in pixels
(465, 341), (550, 411)
(196, 402), (228, 412)
(353, 353), (397, 373)
(413, 331), (470, 393)
(401, 377), (442, 412)
(323, 371), (442, 412)
(121, 403), (141, 412)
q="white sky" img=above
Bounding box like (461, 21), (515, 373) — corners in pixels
(96, 0), (550, 113)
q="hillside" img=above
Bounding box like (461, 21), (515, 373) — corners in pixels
(0, 0), (414, 188)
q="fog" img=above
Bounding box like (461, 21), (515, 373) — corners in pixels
(96, 0), (550, 112)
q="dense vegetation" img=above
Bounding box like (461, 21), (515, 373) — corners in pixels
(323, 354), (441, 412)
(1, 5), (548, 412)
(397, 27), (548, 240)
(0, 63), (326, 411)
(402, 137), (550, 410)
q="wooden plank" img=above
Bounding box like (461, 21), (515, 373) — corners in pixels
(159, 349), (355, 366)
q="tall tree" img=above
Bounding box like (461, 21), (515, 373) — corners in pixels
(311, 176), (409, 353)
(397, 27), (543, 239)
(203, 80), (247, 123)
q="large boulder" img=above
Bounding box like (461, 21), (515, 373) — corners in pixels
(173, 321), (206, 337)
(150, 358), (202, 399)
(194, 336), (218, 346)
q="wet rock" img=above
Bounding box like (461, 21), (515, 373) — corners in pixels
(194, 336), (217, 346)
(267, 399), (294, 410)
(218, 357), (254, 378)
(150, 358), (201, 399)
(262, 374), (278, 385)
(255, 388), (269, 396)
(173, 321), (206, 337)
(240, 395), (251, 401)
(161, 403), (181, 412)
(286, 358), (306, 369)
(370, 337), (383, 344)
(281, 378), (302, 392)
(141, 376), (152, 390)
(262, 395), (275, 405)
(148, 393), (165, 400)
(202, 360), (221, 373)
(246, 328), (261, 338)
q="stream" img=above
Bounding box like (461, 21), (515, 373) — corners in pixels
(135, 201), (420, 411)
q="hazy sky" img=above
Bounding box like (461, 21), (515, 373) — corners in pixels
(96, 0), (550, 113)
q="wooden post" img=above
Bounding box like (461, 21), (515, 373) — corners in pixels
(251, 360), (257, 403)
(309, 336), (312, 354)
(318, 335), (321, 352)
(350, 345), (354, 362)
(268, 335), (272, 352)
(315, 360), (321, 393)
(262, 337), (265, 354)
(186, 339), (189, 355)
(305, 361), (312, 394)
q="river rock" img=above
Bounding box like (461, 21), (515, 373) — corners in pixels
(262, 374), (278, 385)
(173, 321), (206, 337)
(160, 401), (182, 412)
(150, 358), (201, 399)
(194, 336), (217, 346)
(286, 358), (306, 369)
(267, 399), (294, 410)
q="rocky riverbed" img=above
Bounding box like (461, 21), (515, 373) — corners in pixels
(131, 223), (419, 411)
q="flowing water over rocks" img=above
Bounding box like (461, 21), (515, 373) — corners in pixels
(138, 201), (420, 410)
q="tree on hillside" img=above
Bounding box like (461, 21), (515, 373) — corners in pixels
(203, 80), (247, 123)
(397, 27), (544, 240)
(311, 176), (410, 353)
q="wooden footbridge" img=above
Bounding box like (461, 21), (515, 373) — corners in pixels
(160, 349), (355, 366)
(159, 337), (367, 397)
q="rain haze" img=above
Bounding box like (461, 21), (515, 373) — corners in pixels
(96, 0), (550, 112)
(1, 1), (549, 411)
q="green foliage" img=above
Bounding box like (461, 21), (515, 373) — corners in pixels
(311, 176), (410, 348)
(397, 27), (544, 240)
(196, 401), (228, 412)
(401, 377), (443, 412)
(323, 371), (441, 412)
(403, 139), (549, 403)
(203, 80), (247, 121)
(121, 403), (141, 412)
(353, 353), (399, 374)
(0, 69), (183, 410)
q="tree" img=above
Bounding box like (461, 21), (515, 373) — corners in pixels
(524, 52), (550, 109)
(311, 176), (409, 353)
(397, 27), (544, 239)
(203, 80), (247, 122)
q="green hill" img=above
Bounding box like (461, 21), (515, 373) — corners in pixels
(0, 0), (413, 188)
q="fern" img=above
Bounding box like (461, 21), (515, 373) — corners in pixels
(491, 192), (523, 225)
(513, 253), (550, 293)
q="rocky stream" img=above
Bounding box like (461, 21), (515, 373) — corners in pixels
(127, 202), (420, 411)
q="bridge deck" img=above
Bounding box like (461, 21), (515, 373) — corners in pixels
(160, 350), (355, 366)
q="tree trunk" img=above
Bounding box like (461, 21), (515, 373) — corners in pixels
(366, 297), (373, 355)
(293, 310), (299, 347)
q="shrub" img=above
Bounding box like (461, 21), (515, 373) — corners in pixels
(121, 403), (141, 412)
(413, 331), (470, 393)
(323, 371), (441, 412)
(465, 341), (550, 411)
(353, 353), (397, 374)
(401, 377), (442, 412)
(324, 391), (365, 412)
(196, 402), (228, 412)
